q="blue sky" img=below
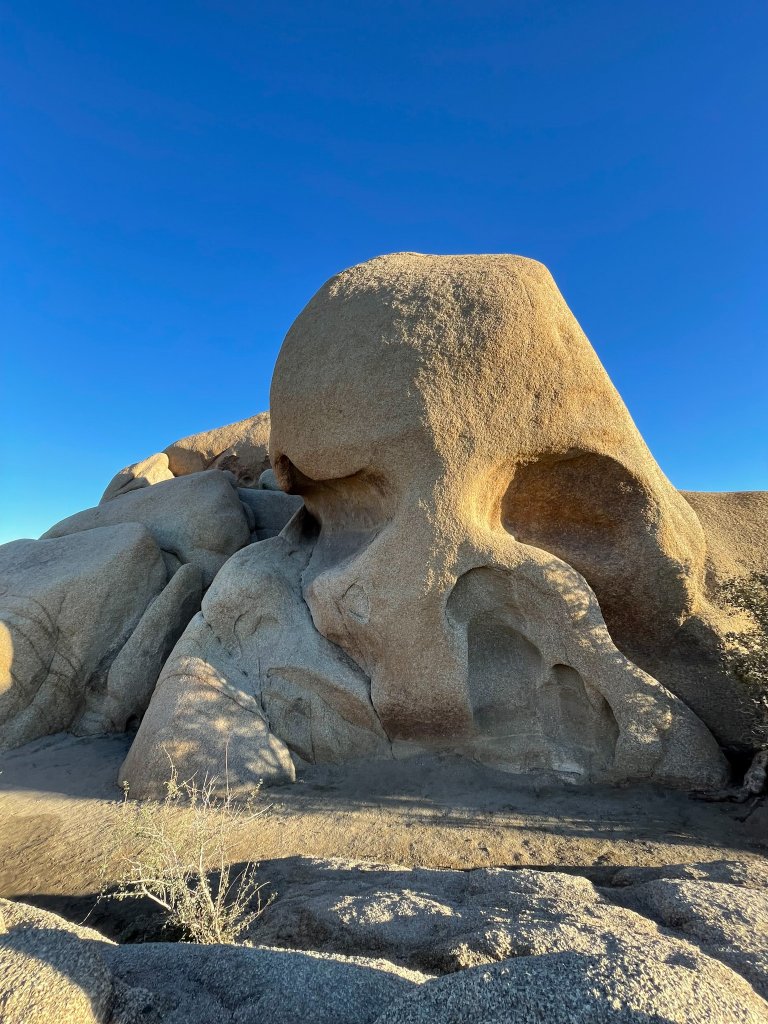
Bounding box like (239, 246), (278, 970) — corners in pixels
(1, 1), (766, 543)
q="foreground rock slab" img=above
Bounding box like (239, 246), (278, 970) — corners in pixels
(0, 897), (427, 1024)
(252, 855), (768, 998)
(3, 854), (768, 1024)
(373, 949), (768, 1024)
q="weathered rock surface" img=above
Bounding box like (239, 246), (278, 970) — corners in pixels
(237, 487), (303, 541)
(128, 252), (728, 794)
(100, 452), (175, 503)
(4, 858), (768, 1024)
(0, 525), (168, 749)
(616, 877), (768, 997)
(164, 412), (271, 486)
(254, 859), (664, 971)
(252, 855), (768, 1000)
(0, 899), (117, 1024)
(103, 942), (427, 1024)
(662, 489), (768, 751)
(373, 949), (768, 1023)
(77, 562), (204, 735)
(0, 896), (427, 1024)
(43, 471), (251, 587)
(120, 533), (390, 796)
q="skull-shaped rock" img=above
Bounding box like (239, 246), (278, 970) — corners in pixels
(122, 253), (727, 795)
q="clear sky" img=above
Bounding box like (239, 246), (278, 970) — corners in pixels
(1, 1), (766, 544)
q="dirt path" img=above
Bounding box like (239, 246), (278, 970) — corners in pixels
(1, 733), (765, 919)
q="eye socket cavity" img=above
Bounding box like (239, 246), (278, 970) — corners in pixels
(500, 451), (654, 639)
(273, 455), (396, 535)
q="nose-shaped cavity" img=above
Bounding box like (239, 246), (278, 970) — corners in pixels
(448, 566), (619, 775)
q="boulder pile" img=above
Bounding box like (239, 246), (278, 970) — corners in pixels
(2, 253), (767, 795)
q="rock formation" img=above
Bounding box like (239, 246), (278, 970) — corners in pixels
(3, 857), (768, 1022)
(2, 253), (766, 797)
(0, 451), (298, 750)
(125, 253), (752, 795)
(101, 412), (272, 502)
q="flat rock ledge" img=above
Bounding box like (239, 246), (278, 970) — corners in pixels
(2, 857), (768, 1023)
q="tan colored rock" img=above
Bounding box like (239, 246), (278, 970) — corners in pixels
(43, 471), (251, 587)
(266, 253), (726, 785)
(648, 490), (768, 750)
(165, 411), (271, 487)
(100, 452), (174, 503)
(128, 253), (730, 793)
(0, 525), (167, 749)
(0, 898), (115, 1024)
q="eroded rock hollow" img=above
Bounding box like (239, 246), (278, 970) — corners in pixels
(116, 252), (764, 795)
(3, 253), (767, 796)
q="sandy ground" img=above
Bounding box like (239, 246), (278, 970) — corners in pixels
(1, 733), (765, 930)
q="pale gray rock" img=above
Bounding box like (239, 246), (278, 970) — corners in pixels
(0, 525), (167, 749)
(257, 468), (282, 490)
(76, 562), (204, 734)
(0, 898), (116, 1024)
(103, 942), (427, 1024)
(117, 610), (297, 797)
(237, 487), (303, 540)
(121, 531), (390, 797)
(0, 897), (427, 1024)
(616, 878), (768, 997)
(252, 859), (687, 973)
(100, 453), (174, 504)
(43, 471), (251, 586)
(373, 948), (768, 1024)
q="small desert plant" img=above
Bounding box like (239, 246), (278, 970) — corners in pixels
(102, 759), (273, 944)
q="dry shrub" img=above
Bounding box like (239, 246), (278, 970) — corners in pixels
(103, 760), (273, 944)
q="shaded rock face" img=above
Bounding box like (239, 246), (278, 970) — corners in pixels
(2, 859), (767, 1023)
(252, 856), (768, 1000)
(0, 895), (428, 1024)
(126, 253), (732, 796)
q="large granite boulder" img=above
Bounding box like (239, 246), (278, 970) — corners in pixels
(164, 411), (272, 486)
(44, 471), (251, 587)
(100, 414), (273, 504)
(0, 525), (171, 749)
(126, 253), (729, 795)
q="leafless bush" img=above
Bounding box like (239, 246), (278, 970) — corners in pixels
(102, 760), (273, 944)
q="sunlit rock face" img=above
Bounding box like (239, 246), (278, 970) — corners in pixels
(122, 253), (737, 795)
